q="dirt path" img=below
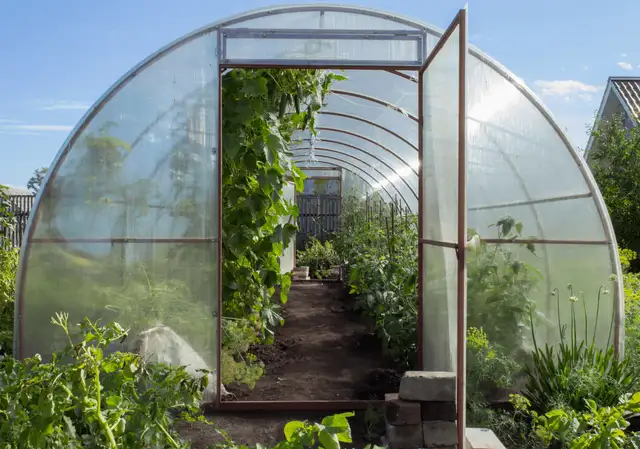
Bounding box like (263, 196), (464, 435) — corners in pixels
(226, 281), (401, 401)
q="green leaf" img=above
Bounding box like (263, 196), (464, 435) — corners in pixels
(283, 421), (306, 441)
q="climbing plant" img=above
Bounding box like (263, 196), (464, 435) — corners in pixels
(220, 69), (346, 344)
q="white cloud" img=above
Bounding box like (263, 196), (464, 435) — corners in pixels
(0, 122), (73, 135)
(617, 61), (634, 71)
(533, 80), (602, 101)
(622, 53), (628, 57)
(38, 100), (90, 111)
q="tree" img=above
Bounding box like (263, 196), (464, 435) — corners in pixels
(27, 166), (48, 194)
(588, 114), (640, 268)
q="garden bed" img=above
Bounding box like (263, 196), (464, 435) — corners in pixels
(224, 281), (401, 401)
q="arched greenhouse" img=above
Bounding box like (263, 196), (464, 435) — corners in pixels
(14, 4), (623, 444)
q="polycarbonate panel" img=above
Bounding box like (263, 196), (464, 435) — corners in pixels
(323, 92), (418, 159)
(422, 244), (457, 371)
(327, 70), (418, 117)
(421, 26), (460, 244)
(33, 34), (219, 241)
(341, 168), (374, 196)
(301, 168), (340, 178)
(225, 37), (419, 62)
(468, 196), (607, 241)
(225, 10), (419, 30)
(466, 53), (591, 204)
(20, 242), (218, 376)
(296, 157), (396, 204)
(293, 146), (416, 200)
(469, 243), (617, 354)
(18, 31), (221, 399)
(315, 112), (418, 167)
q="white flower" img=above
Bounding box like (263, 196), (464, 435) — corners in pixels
(569, 295), (579, 303)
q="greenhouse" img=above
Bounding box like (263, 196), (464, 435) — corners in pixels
(13, 4), (622, 446)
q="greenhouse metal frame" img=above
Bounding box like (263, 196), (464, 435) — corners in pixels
(14, 5), (623, 446)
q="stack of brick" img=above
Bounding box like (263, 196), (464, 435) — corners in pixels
(385, 371), (458, 449)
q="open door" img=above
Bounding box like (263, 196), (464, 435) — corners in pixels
(417, 7), (467, 447)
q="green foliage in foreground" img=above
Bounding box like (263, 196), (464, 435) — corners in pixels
(0, 183), (17, 355)
(0, 312), (369, 449)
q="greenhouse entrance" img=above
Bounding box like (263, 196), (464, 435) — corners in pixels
(215, 8), (468, 431)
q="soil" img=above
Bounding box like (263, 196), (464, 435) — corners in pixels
(225, 281), (401, 401)
(177, 409), (386, 449)
(176, 281), (395, 448)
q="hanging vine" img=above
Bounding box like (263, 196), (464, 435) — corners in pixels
(220, 69), (346, 343)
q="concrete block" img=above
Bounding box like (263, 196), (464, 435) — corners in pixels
(385, 393), (421, 425)
(399, 371), (456, 402)
(466, 428), (506, 449)
(422, 421), (458, 447)
(421, 401), (456, 422)
(385, 422), (423, 449)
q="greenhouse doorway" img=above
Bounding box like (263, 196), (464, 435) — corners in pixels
(215, 7), (468, 425)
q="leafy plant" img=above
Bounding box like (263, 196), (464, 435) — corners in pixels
(0, 183), (17, 356)
(296, 237), (339, 279)
(523, 285), (637, 414)
(535, 392), (640, 448)
(588, 114), (640, 265)
(0, 313), (209, 448)
(467, 216), (542, 356)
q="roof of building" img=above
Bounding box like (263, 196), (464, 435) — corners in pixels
(3, 185), (33, 196)
(611, 77), (640, 121)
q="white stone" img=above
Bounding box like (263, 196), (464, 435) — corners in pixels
(466, 428), (506, 449)
(132, 324), (230, 403)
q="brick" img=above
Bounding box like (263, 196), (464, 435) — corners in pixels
(421, 401), (457, 422)
(385, 422), (423, 449)
(422, 421), (458, 447)
(385, 393), (421, 425)
(399, 371), (456, 402)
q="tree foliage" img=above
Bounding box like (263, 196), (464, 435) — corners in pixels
(588, 114), (640, 264)
(27, 166), (48, 194)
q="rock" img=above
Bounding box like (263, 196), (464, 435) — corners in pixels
(132, 324), (230, 402)
(422, 421), (458, 447)
(399, 371), (456, 402)
(385, 422), (423, 449)
(421, 401), (457, 422)
(385, 393), (421, 425)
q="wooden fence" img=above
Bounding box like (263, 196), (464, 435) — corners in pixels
(296, 194), (341, 250)
(2, 195), (35, 249)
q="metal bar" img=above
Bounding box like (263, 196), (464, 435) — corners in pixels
(319, 111), (418, 151)
(29, 237), (217, 244)
(329, 90), (418, 122)
(468, 192), (593, 212)
(456, 9), (468, 449)
(300, 166), (341, 171)
(216, 65), (223, 410)
(419, 238), (458, 250)
(222, 28), (423, 39)
(220, 61), (422, 69)
(214, 400), (384, 412)
(292, 146), (418, 199)
(417, 54), (425, 373)
(386, 69), (418, 82)
(482, 238), (609, 245)
(316, 127), (418, 169)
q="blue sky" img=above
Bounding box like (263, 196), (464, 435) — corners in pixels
(1, 0), (638, 187)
